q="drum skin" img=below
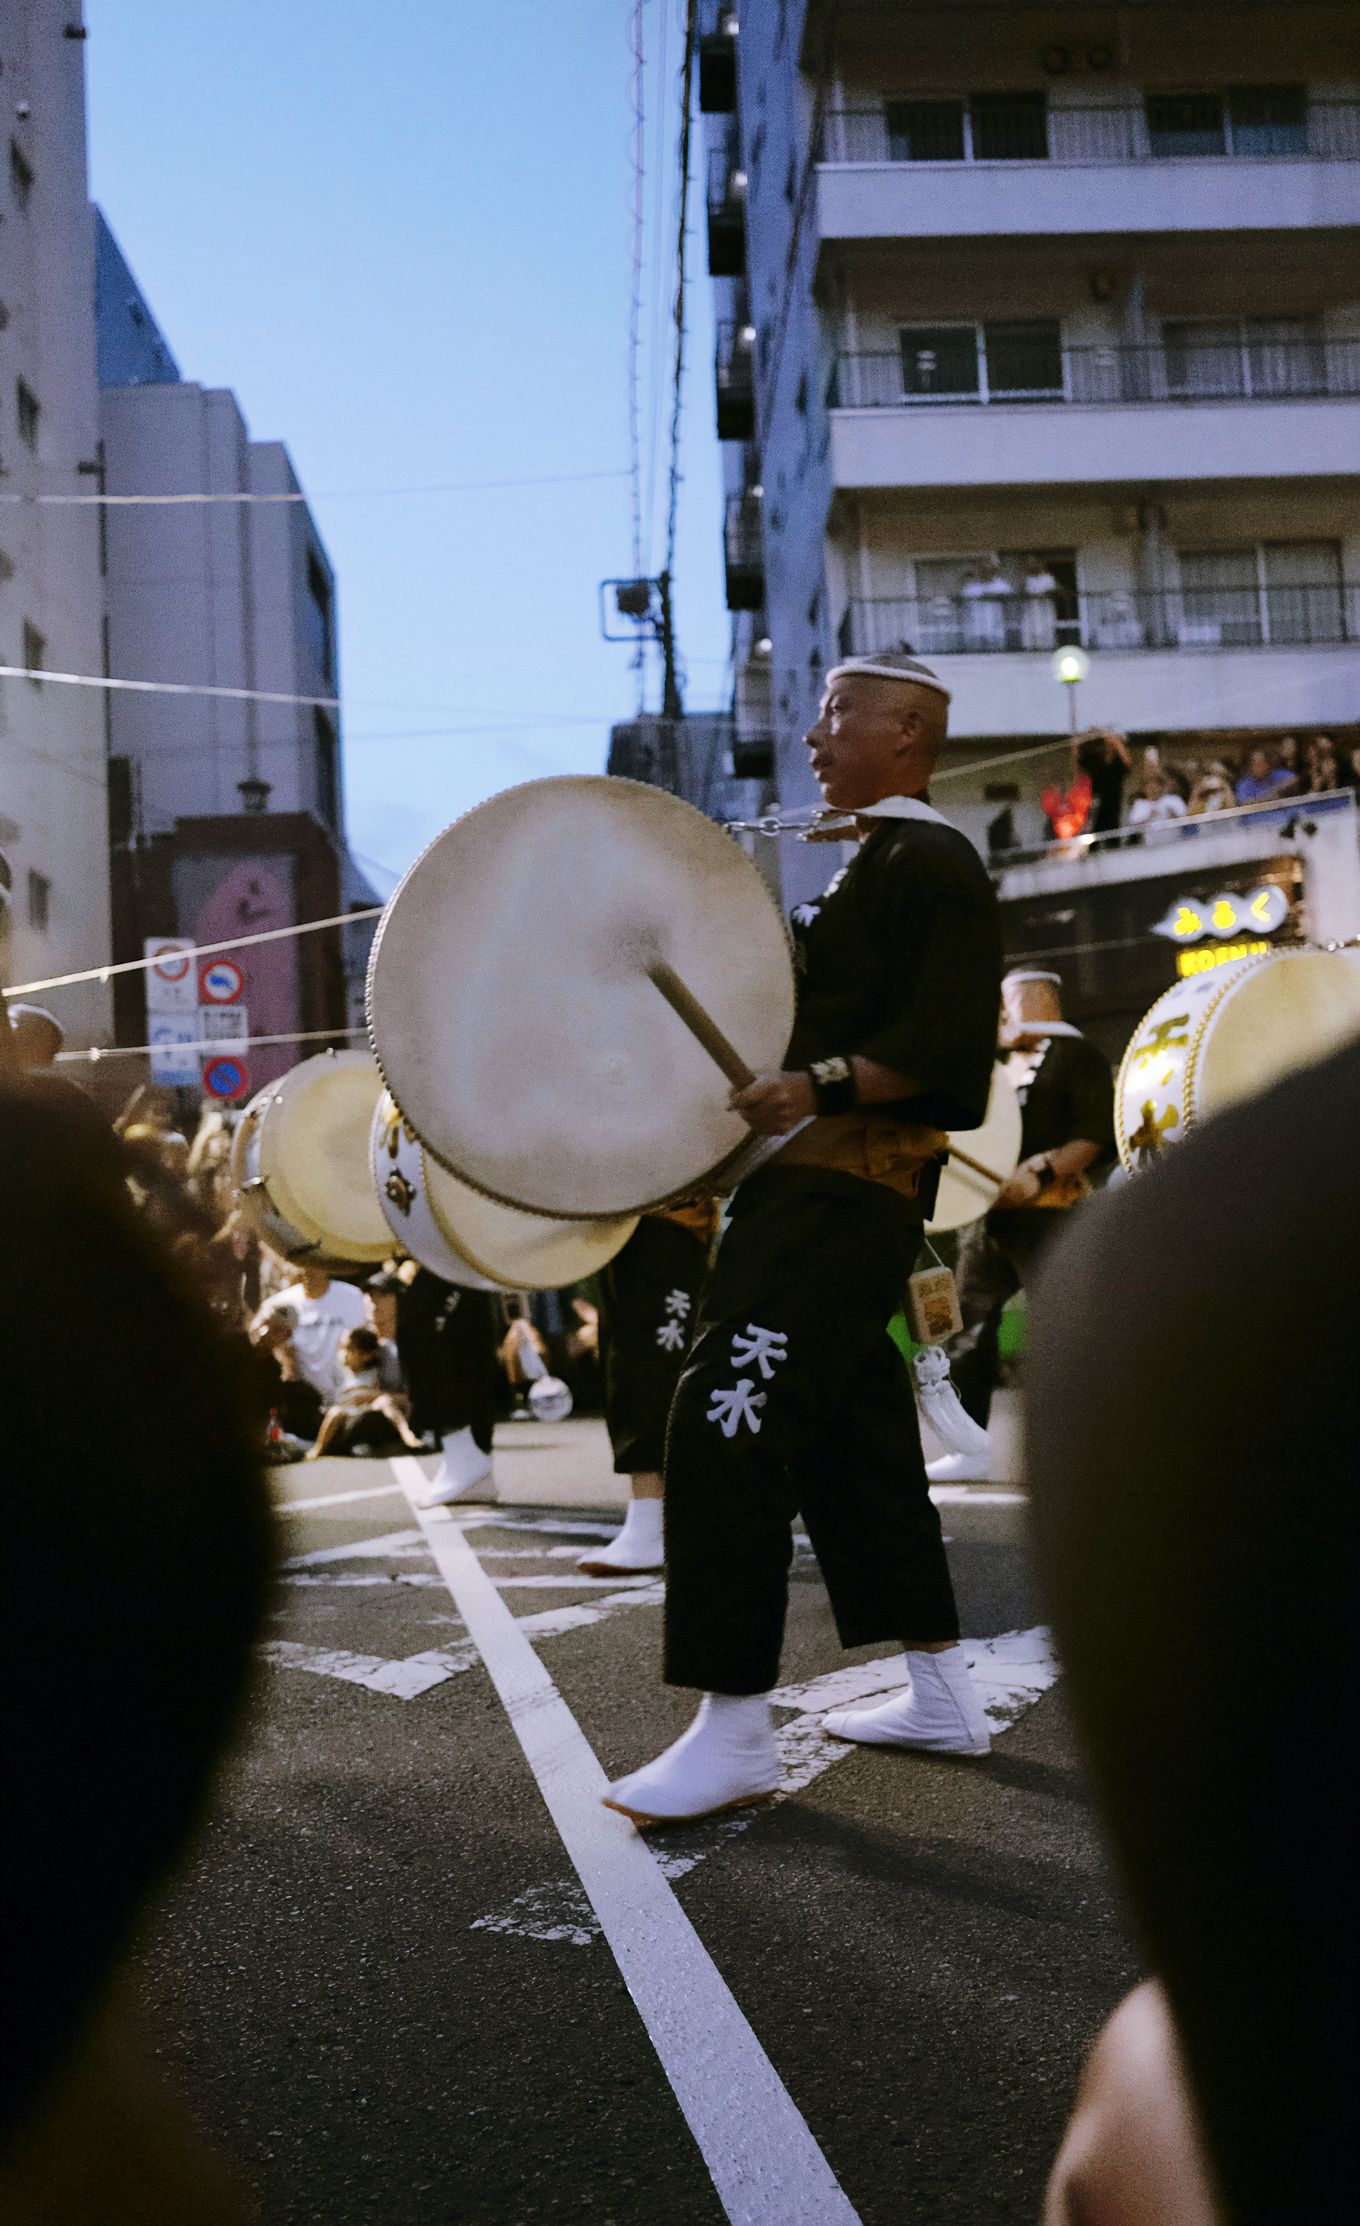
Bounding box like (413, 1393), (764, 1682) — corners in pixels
(927, 1065), (1024, 1235)
(1116, 948), (1360, 1172)
(231, 1052), (392, 1266)
(366, 776), (796, 1218)
(370, 1092), (637, 1291)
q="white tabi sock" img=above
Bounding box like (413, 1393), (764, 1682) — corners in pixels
(823, 1645), (992, 1756)
(417, 1426), (496, 1508)
(576, 1495), (665, 1574)
(602, 1692), (781, 1825)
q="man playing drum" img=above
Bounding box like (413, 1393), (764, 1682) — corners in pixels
(604, 653), (1003, 1825)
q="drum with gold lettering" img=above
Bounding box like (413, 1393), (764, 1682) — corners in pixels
(1116, 947), (1360, 1172)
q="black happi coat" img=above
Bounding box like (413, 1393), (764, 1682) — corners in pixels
(786, 811), (1002, 1132)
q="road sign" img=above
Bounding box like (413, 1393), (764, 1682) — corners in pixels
(203, 1053), (250, 1101)
(199, 956), (245, 1005)
(200, 1005), (248, 1042)
(149, 1019), (200, 1086)
(145, 938), (198, 1013)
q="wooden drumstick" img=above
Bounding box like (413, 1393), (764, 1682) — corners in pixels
(646, 960), (1009, 1185)
(644, 961), (756, 1090)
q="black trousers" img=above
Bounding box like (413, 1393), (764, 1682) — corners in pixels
(664, 1164), (959, 1695)
(949, 1209), (1062, 1427)
(397, 1272), (501, 1453)
(598, 1216), (708, 1476)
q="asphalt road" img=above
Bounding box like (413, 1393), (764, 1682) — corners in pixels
(133, 1420), (1138, 2226)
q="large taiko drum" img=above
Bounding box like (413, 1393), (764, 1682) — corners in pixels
(1116, 947), (1360, 1172)
(927, 1065), (1023, 1234)
(370, 1092), (637, 1291)
(366, 776), (797, 1218)
(231, 1050), (392, 1267)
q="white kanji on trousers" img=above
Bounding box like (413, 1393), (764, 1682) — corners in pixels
(664, 1289), (692, 1320)
(656, 1316), (686, 1352)
(707, 1379), (767, 1437)
(730, 1323), (788, 1380)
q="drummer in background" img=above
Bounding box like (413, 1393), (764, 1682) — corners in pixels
(605, 652), (1003, 1826)
(397, 1265), (505, 1507)
(932, 967), (1115, 1483)
(577, 1202), (717, 1576)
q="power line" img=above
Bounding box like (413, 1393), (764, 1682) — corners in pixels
(664, 3), (699, 606)
(627, 0), (648, 595)
(641, 0), (673, 578)
(0, 467), (631, 508)
(8, 906), (383, 999)
(0, 665), (337, 710)
(58, 1025), (367, 1067)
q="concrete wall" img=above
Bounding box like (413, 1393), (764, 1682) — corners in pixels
(100, 383), (341, 840)
(94, 208), (180, 388)
(0, 0), (110, 1049)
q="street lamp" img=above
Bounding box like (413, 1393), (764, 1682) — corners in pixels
(1051, 645), (1090, 735)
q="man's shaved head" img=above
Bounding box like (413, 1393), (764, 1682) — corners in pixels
(806, 669), (949, 812)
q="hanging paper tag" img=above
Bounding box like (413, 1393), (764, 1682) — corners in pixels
(908, 1265), (963, 1346)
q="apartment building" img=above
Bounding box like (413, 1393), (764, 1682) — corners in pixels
(703, 1), (1359, 904)
(0, 0), (110, 1048)
(97, 216), (374, 1079)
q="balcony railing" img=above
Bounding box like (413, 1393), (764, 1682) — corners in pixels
(715, 321), (756, 440)
(839, 584), (1360, 659)
(819, 97), (1360, 166)
(724, 494), (765, 612)
(830, 338), (1360, 410)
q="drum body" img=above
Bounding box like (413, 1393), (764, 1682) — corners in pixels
(1116, 948), (1360, 1172)
(367, 776), (796, 1218)
(927, 1065), (1023, 1234)
(231, 1051), (392, 1266)
(370, 1092), (637, 1291)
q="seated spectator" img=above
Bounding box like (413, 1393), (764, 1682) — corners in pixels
(1187, 761), (1236, 815)
(305, 1326), (424, 1459)
(1126, 765), (1187, 830)
(249, 1303), (323, 1447)
(250, 1265), (367, 1401)
(1234, 744), (1294, 807)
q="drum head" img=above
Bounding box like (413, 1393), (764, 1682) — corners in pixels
(371, 1092), (635, 1289)
(1196, 948), (1360, 1123)
(367, 776), (796, 1217)
(262, 1052), (392, 1264)
(927, 1066), (1023, 1234)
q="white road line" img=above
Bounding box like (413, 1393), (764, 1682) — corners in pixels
(389, 1456), (862, 2226)
(277, 1479), (408, 1514)
(263, 1637), (479, 1698)
(283, 1530), (427, 1568)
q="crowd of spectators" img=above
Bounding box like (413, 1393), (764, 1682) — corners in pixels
(1039, 728), (1360, 847)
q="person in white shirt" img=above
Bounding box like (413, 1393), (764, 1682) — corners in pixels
(1127, 767), (1188, 831)
(961, 555), (1014, 651)
(1020, 555), (1060, 650)
(250, 1267), (367, 1400)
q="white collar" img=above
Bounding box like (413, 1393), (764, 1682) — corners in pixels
(854, 794), (951, 830)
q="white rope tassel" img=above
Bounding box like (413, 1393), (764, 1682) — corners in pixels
(913, 1347), (992, 1461)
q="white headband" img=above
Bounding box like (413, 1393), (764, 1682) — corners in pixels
(824, 656), (952, 704)
(1004, 969), (1062, 988)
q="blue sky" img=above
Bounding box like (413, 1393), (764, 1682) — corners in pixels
(84, 0), (731, 887)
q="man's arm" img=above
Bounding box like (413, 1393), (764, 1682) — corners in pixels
(731, 1055), (920, 1137)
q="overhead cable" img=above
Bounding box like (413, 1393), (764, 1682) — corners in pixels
(0, 467), (631, 508)
(57, 1024), (366, 1067)
(7, 906), (384, 999)
(0, 665), (338, 710)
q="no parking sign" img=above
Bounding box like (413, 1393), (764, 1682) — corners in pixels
(199, 956), (245, 1005)
(203, 1053), (250, 1102)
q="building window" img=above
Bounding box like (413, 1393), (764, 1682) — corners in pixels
(22, 620), (45, 683)
(9, 139), (34, 211)
(1145, 85), (1307, 159)
(1162, 316), (1326, 399)
(16, 378), (40, 450)
(305, 551), (334, 678)
(313, 707), (340, 827)
(27, 870), (51, 932)
(886, 91), (1048, 163)
(1176, 541), (1344, 647)
(898, 321), (1064, 403)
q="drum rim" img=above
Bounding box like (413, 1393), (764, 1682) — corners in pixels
(927, 1062), (1024, 1235)
(365, 773), (797, 1219)
(251, 1050), (392, 1265)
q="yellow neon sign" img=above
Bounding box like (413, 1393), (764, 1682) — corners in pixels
(1176, 940), (1270, 977)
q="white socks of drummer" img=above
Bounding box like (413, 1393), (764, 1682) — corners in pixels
(417, 1426), (496, 1507)
(823, 1646), (991, 1756)
(577, 1494), (665, 1574)
(603, 1694), (780, 1824)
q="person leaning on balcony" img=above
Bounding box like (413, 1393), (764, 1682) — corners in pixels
(961, 555), (1013, 650)
(1234, 744), (1295, 808)
(1020, 555), (1060, 651)
(1305, 734), (1347, 796)
(1127, 764), (1187, 831)
(1187, 762), (1236, 816)
(1074, 729), (1131, 834)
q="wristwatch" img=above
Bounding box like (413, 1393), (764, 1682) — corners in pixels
(1033, 1156), (1057, 1193)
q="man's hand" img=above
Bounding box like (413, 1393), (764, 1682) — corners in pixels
(995, 1163), (1045, 1209)
(729, 1070), (818, 1135)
